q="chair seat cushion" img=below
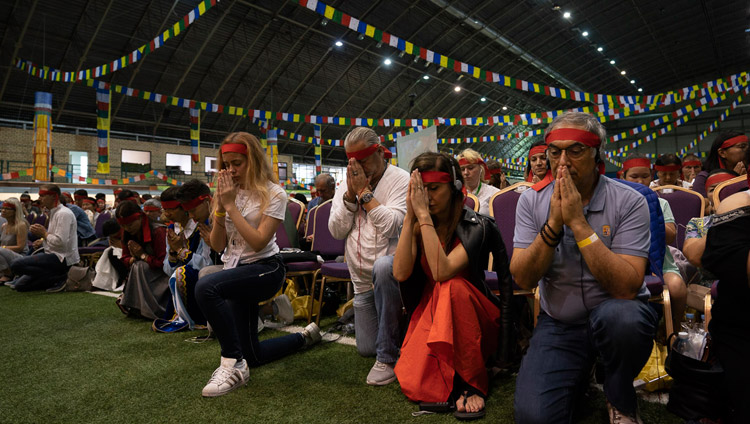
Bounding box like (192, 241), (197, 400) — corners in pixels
(320, 262), (351, 279)
(484, 270), (498, 291)
(286, 261), (320, 272)
(644, 275), (663, 296)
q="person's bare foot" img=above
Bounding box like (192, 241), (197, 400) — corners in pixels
(455, 392), (485, 413)
(0, 275), (11, 283)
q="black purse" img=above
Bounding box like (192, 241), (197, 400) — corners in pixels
(664, 333), (724, 420)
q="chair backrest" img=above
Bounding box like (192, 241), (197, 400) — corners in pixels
(275, 222), (292, 249)
(33, 213), (49, 227)
(305, 206), (317, 238)
(653, 185), (704, 251)
(287, 197), (305, 230)
(615, 179), (665, 279)
(94, 212), (111, 238)
(463, 193), (479, 212)
(712, 175), (747, 209)
(489, 182), (533, 261)
(275, 203), (300, 249)
(310, 199), (345, 257)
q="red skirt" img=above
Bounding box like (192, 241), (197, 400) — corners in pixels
(394, 274), (500, 402)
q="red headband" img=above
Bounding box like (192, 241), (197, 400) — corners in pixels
(622, 158), (652, 171)
(160, 200), (181, 209)
(181, 194), (210, 211)
(124, 196), (139, 203)
(38, 190), (58, 197)
(74, 194), (88, 200)
(221, 143), (248, 155)
(346, 144), (392, 161)
(458, 157), (491, 176)
(143, 205), (161, 212)
(705, 173), (736, 191)
(720, 135), (748, 149)
(682, 160), (702, 168)
(118, 211), (152, 243)
(654, 164), (681, 172)
(419, 171), (452, 184)
(545, 128), (602, 147)
(487, 167), (504, 175)
(1, 202), (15, 210)
(528, 145), (547, 158)
(82, 198), (95, 205)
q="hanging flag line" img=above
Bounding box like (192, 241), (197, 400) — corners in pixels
(16, 58), (738, 131)
(15, 0), (220, 83)
(50, 166), (183, 186)
(293, 0), (748, 107)
(605, 85), (749, 167)
(0, 168), (34, 181)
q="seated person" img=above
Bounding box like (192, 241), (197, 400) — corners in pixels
(195, 133), (320, 398)
(116, 189), (141, 207)
(700, 146), (750, 423)
(115, 200), (169, 319)
(92, 219), (128, 291)
(392, 152), (506, 419)
(457, 148), (499, 216)
(681, 153), (703, 185)
(0, 198), (29, 283)
(511, 112), (656, 423)
(143, 198), (162, 223)
(11, 185), (79, 292)
(61, 192), (96, 246)
(650, 153), (691, 188)
(95, 193), (109, 213)
(621, 154), (687, 327)
(485, 158), (509, 189)
(152, 181), (213, 332)
(525, 140), (550, 184)
(692, 132), (747, 197)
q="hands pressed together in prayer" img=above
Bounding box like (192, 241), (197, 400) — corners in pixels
(406, 170), (430, 224)
(215, 170), (237, 212)
(548, 166), (586, 233)
(345, 158), (370, 201)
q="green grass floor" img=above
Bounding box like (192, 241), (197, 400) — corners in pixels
(0, 288), (682, 423)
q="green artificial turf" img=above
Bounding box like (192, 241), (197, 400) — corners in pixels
(0, 288), (681, 423)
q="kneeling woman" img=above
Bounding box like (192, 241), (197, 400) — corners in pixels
(393, 152), (511, 419)
(196, 132), (320, 398)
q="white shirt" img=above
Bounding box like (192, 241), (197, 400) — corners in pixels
(222, 182), (287, 269)
(329, 164), (409, 294)
(650, 179), (692, 189)
(44, 203), (79, 265)
(471, 182), (500, 216)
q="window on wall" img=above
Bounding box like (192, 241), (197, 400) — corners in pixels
(121, 149), (151, 173)
(292, 164), (346, 186)
(278, 163), (287, 181)
(205, 156), (217, 174)
(166, 153), (192, 175)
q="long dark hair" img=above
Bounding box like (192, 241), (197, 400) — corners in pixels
(704, 131), (744, 171)
(410, 152), (464, 249)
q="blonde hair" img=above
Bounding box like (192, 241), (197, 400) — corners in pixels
(218, 132), (277, 213)
(1, 197), (29, 230)
(457, 148), (486, 180)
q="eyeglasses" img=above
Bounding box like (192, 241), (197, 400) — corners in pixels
(546, 143), (590, 160)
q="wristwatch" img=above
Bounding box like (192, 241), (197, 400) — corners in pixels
(359, 191), (374, 205)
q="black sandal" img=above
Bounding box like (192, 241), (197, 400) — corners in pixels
(453, 390), (486, 421)
(418, 401), (455, 413)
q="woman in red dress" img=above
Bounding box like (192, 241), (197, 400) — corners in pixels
(393, 152), (506, 420)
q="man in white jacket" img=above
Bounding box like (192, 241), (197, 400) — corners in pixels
(329, 127), (409, 386)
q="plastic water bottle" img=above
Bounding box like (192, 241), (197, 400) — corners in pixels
(682, 313), (696, 333)
(673, 332), (690, 355)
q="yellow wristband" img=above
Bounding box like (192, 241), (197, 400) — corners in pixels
(576, 233), (599, 248)
(214, 211), (226, 217)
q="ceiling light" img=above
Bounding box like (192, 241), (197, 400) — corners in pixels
(383, 58), (392, 65)
(422, 75), (430, 80)
(563, 11), (571, 19)
(376, 42), (383, 48)
(582, 31), (589, 37)
(620, 70), (626, 75)
(320, 19), (328, 26)
(398, 51), (405, 58)
(638, 88), (643, 92)
(597, 47), (603, 52)
(502, 106), (508, 111)
(552, 4), (561, 11)
(610, 60), (616, 65)
(334, 40), (343, 47)
(480, 97), (486, 102)
(630, 79), (635, 84)
(357, 34), (365, 41)
(454, 86), (461, 92)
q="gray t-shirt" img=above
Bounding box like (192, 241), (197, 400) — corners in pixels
(513, 175), (651, 324)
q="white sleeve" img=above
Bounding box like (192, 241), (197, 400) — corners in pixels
(263, 186), (287, 220)
(45, 210), (75, 251)
(328, 184), (356, 240)
(367, 176), (408, 239)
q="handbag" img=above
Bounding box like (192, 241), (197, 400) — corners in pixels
(65, 265), (95, 292)
(664, 333), (724, 420)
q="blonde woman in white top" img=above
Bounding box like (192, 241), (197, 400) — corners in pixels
(195, 132), (320, 398)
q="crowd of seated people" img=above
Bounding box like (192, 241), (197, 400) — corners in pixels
(0, 116), (747, 423)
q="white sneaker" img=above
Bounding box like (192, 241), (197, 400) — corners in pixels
(301, 322), (322, 347)
(366, 360), (397, 386)
(273, 294), (294, 324)
(201, 357), (249, 397)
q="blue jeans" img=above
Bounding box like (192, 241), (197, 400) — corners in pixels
(353, 256), (404, 363)
(514, 298), (657, 423)
(11, 253), (70, 292)
(195, 255), (304, 365)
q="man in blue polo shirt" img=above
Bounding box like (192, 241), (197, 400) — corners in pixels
(511, 112), (656, 424)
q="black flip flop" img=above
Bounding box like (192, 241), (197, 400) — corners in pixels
(453, 390), (486, 421)
(418, 402), (455, 413)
